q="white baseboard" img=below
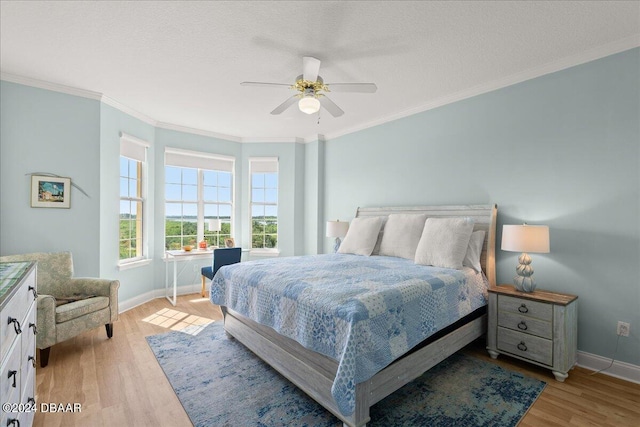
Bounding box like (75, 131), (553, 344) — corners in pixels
(577, 351), (640, 384)
(119, 283), (203, 313)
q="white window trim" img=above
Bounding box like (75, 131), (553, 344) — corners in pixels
(164, 147), (236, 249)
(249, 157), (279, 254)
(118, 133), (150, 267)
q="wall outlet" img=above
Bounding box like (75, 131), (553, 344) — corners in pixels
(617, 321), (630, 337)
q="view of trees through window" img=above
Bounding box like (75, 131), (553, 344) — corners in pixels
(119, 156), (143, 260)
(165, 166), (232, 250)
(251, 171), (278, 249)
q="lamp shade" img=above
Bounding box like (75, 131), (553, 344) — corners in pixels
(299, 96), (320, 114)
(208, 218), (221, 232)
(501, 224), (550, 253)
(326, 220), (349, 238)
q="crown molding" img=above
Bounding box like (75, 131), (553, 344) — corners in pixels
(155, 121), (243, 143)
(321, 37), (640, 141)
(0, 72), (103, 100)
(3, 37), (638, 144)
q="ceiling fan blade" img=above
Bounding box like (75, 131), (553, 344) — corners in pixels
(326, 83), (377, 93)
(302, 56), (321, 82)
(270, 95), (298, 115)
(319, 96), (344, 117)
(241, 81), (291, 88)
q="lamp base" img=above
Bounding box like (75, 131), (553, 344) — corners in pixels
(514, 252), (536, 292)
(333, 237), (342, 253)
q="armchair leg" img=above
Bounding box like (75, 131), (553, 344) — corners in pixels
(105, 323), (113, 338)
(201, 275), (206, 297)
(39, 347), (51, 368)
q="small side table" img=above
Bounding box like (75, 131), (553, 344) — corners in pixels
(486, 284), (578, 382)
(165, 249), (214, 306)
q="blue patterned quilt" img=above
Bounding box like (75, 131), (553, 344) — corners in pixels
(210, 253), (488, 416)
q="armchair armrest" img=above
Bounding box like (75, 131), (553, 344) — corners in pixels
(37, 294), (57, 349)
(68, 278), (120, 322)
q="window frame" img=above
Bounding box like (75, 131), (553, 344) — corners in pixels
(249, 157), (279, 254)
(118, 133), (150, 266)
(164, 148), (235, 253)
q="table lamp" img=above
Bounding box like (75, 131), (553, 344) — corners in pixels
(208, 218), (221, 232)
(501, 224), (550, 292)
(326, 220), (349, 253)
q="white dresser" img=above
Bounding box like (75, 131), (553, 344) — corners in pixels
(1, 262), (37, 427)
(487, 284), (578, 382)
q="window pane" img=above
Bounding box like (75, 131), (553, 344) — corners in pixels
(120, 178), (129, 197)
(165, 166), (181, 183)
(219, 204), (231, 218)
(120, 200), (131, 215)
(182, 168), (197, 185)
(165, 184), (181, 201)
(129, 178), (138, 198)
(252, 188), (264, 203)
(182, 184), (197, 201)
(165, 202), (182, 217)
(265, 205), (277, 218)
(203, 186), (217, 201)
(252, 173), (265, 188)
(183, 203), (197, 219)
(203, 170), (217, 186)
(120, 157), (128, 177)
(265, 173), (278, 188)
(204, 203), (218, 218)
(218, 187), (231, 202)
(265, 189), (277, 203)
(218, 172), (231, 187)
(252, 205), (265, 218)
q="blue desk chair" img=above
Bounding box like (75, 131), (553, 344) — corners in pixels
(201, 247), (242, 297)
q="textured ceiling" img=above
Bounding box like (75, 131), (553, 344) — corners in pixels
(1, 1), (639, 141)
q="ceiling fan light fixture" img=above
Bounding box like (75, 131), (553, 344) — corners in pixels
(298, 96), (320, 114)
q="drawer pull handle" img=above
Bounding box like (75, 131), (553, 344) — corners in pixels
(27, 397), (35, 405)
(8, 370), (17, 388)
(28, 285), (38, 299)
(28, 355), (36, 368)
(517, 341), (528, 352)
(517, 321), (528, 331)
(8, 317), (22, 334)
(29, 322), (37, 335)
(518, 304), (529, 314)
(7, 418), (20, 427)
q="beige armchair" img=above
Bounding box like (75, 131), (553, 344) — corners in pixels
(0, 252), (119, 367)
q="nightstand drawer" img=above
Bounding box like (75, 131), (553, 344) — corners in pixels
(499, 295), (552, 320)
(498, 310), (552, 339)
(497, 327), (552, 366)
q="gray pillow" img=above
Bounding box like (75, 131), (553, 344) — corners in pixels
(338, 217), (383, 256)
(378, 214), (428, 259)
(415, 217), (475, 269)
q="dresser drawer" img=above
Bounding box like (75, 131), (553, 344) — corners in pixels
(498, 295), (552, 321)
(498, 310), (552, 339)
(497, 326), (553, 366)
(1, 289), (30, 363)
(0, 341), (22, 405)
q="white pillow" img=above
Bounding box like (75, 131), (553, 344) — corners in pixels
(463, 230), (485, 273)
(337, 217), (383, 256)
(371, 216), (388, 255)
(414, 217), (475, 269)
(378, 214), (428, 259)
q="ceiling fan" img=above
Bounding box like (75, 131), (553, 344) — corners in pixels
(240, 56), (377, 117)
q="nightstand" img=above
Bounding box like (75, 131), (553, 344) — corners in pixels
(486, 284), (578, 382)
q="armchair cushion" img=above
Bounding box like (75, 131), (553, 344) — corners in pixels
(56, 296), (110, 323)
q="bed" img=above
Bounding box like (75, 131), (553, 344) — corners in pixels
(210, 204), (497, 427)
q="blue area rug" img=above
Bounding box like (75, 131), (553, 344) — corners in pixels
(146, 323), (545, 427)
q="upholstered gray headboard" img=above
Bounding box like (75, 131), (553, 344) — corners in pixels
(355, 204), (498, 287)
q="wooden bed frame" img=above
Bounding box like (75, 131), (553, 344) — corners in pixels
(221, 204), (497, 427)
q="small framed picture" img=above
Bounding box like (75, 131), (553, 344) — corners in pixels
(31, 175), (71, 208)
(224, 237), (235, 248)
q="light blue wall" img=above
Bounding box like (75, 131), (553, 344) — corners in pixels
(323, 48), (640, 365)
(99, 103), (156, 302)
(0, 81), (101, 277)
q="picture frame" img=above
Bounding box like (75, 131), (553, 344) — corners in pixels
(31, 175), (71, 208)
(224, 237), (235, 248)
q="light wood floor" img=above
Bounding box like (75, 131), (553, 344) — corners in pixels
(34, 294), (640, 427)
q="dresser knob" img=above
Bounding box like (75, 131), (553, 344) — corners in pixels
(28, 355), (36, 368)
(29, 322), (37, 335)
(7, 317), (22, 334)
(7, 418), (20, 426)
(29, 285), (38, 299)
(517, 321), (528, 331)
(517, 341), (528, 352)
(518, 304), (529, 313)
